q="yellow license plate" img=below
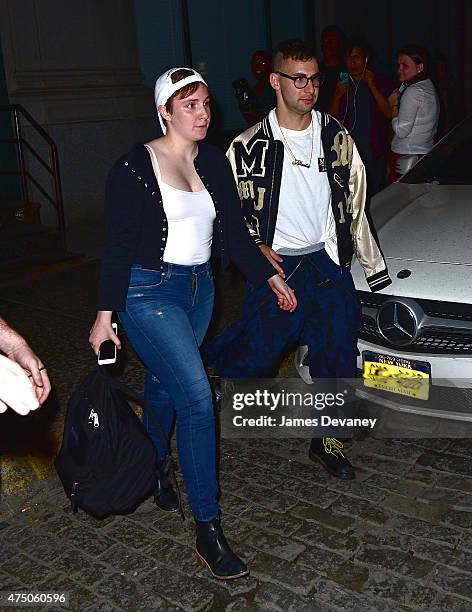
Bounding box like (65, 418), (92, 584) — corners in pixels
(362, 351), (430, 401)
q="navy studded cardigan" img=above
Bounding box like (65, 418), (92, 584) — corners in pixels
(97, 142), (275, 311)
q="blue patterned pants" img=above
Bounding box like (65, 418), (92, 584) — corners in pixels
(205, 249), (360, 379)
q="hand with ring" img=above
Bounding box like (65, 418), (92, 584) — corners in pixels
(0, 354), (41, 415)
(6, 341), (51, 405)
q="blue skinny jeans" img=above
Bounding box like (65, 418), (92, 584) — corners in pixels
(118, 262), (218, 521)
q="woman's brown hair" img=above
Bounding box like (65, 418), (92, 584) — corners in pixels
(165, 69), (202, 113)
(399, 44), (431, 82)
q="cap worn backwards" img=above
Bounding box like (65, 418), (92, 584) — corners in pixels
(154, 67), (207, 134)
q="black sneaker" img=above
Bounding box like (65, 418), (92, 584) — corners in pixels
(309, 437), (355, 480)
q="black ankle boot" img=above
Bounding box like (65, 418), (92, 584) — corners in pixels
(154, 459), (179, 512)
(208, 375), (223, 412)
(309, 437), (355, 480)
(195, 518), (249, 580)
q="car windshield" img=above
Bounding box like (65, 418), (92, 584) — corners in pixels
(401, 115), (472, 185)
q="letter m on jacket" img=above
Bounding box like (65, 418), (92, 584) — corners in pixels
(233, 140), (269, 178)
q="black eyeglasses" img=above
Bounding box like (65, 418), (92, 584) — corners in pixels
(276, 71), (325, 89)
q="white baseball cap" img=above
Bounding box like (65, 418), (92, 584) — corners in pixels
(154, 67), (208, 134)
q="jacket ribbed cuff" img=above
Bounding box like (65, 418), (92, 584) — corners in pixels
(367, 271), (392, 292)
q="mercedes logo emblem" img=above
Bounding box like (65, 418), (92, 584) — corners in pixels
(377, 300), (418, 346)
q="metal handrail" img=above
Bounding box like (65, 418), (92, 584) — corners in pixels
(23, 139), (55, 175)
(0, 104), (66, 249)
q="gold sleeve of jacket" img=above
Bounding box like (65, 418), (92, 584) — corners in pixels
(349, 141), (392, 291)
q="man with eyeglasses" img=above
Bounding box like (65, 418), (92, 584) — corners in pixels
(205, 39), (391, 479)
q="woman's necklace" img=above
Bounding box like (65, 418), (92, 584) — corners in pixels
(274, 113), (314, 168)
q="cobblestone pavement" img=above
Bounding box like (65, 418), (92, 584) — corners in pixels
(1, 264), (472, 611)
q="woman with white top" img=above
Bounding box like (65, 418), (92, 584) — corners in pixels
(89, 68), (296, 580)
(388, 44), (439, 181)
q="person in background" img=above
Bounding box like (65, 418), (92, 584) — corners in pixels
(316, 25), (346, 113)
(0, 315), (51, 414)
(388, 44), (439, 181)
(233, 50), (275, 125)
(89, 67), (295, 581)
(330, 37), (394, 196)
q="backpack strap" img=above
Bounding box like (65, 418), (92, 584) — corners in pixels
(105, 373), (171, 455)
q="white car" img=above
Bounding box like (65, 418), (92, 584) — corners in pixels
(298, 117), (472, 422)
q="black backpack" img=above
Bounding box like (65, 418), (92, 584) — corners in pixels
(55, 367), (177, 519)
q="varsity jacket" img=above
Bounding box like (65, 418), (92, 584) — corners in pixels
(226, 111), (392, 292)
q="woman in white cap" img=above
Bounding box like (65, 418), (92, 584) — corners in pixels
(89, 67), (296, 579)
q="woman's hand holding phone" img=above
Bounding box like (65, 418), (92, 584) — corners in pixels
(89, 312), (121, 357)
(97, 323), (118, 365)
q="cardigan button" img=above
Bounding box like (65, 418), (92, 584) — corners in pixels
(144, 183), (147, 187)
(124, 161), (129, 166)
(132, 169), (136, 172)
(161, 247), (164, 251)
(152, 191), (156, 195)
(138, 176), (142, 180)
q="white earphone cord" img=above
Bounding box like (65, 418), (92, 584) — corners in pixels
(342, 59), (367, 131)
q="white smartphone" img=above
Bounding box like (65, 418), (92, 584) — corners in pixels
(97, 323), (118, 365)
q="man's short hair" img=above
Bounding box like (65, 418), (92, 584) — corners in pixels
(273, 39), (316, 71)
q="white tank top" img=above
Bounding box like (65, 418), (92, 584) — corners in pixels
(145, 144), (216, 265)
